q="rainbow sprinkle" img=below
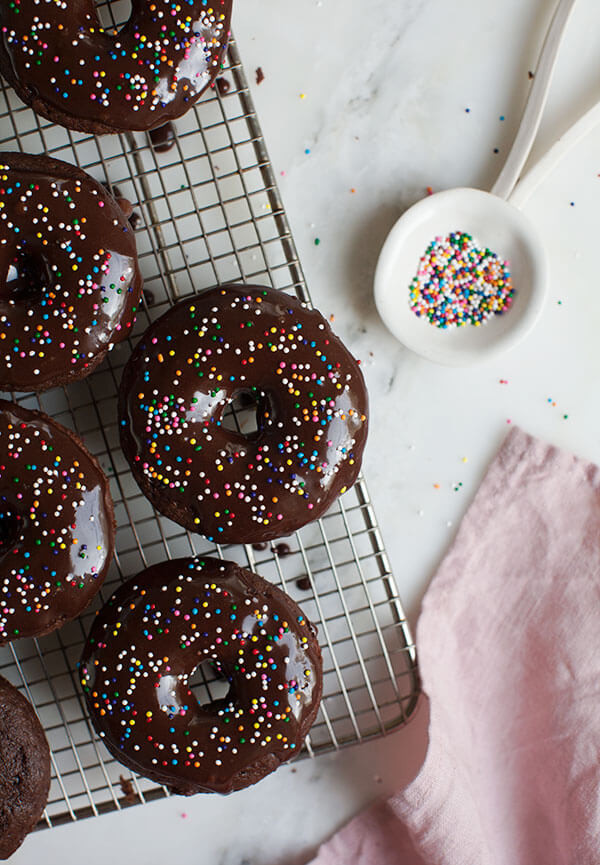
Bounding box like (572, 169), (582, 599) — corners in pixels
(409, 231), (514, 329)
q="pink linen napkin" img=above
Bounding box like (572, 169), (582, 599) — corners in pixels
(312, 426), (600, 865)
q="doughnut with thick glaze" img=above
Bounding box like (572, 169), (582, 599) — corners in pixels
(0, 152), (142, 392)
(0, 1), (233, 134)
(0, 400), (115, 644)
(80, 555), (322, 794)
(118, 285), (369, 543)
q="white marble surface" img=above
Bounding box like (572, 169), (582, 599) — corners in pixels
(11, 0), (600, 861)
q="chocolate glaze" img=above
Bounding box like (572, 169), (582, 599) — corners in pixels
(0, 400), (115, 644)
(0, 674), (50, 859)
(119, 285), (369, 544)
(0, 1), (233, 135)
(149, 122), (177, 154)
(80, 556), (322, 795)
(128, 211), (143, 231)
(215, 77), (231, 96)
(0, 152), (142, 393)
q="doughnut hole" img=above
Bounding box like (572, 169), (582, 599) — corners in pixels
(93, 0), (133, 33)
(2, 248), (51, 305)
(220, 389), (272, 440)
(187, 659), (231, 709)
(0, 507), (23, 558)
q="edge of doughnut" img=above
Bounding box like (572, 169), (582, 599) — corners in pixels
(0, 399), (116, 646)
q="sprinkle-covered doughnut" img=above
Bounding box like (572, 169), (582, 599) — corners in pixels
(0, 152), (142, 393)
(0, 1), (233, 135)
(80, 556), (322, 794)
(0, 674), (51, 859)
(0, 400), (115, 645)
(118, 285), (369, 543)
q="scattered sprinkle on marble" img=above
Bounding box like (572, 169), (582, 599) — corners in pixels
(546, 397), (569, 420)
(409, 231), (514, 329)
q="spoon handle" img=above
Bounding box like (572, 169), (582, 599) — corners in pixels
(491, 0), (578, 201)
(509, 99), (600, 209)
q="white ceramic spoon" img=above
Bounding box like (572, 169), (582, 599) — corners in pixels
(374, 0), (581, 366)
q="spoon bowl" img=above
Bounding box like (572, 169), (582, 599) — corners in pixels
(373, 0), (577, 366)
(374, 188), (548, 366)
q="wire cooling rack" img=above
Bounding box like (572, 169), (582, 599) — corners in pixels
(0, 4), (419, 829)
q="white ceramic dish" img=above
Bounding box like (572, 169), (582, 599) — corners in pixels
(373, 188), (548, 366)
(374, 0), (577, 366)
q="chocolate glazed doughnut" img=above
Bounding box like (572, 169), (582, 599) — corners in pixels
(80, 556), (322, 794)
(118, 285), (369, 543)
(0, 1), (233, 135)
(0, 152), (142, 392)
(0, 675), (51, 859)
(0, 400), (115, 644)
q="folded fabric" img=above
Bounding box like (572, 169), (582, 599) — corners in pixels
(312, 426), (600, 865)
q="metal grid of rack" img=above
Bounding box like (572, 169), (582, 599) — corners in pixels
(0, 3), (419, 828)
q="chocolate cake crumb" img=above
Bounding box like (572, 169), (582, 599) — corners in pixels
(119, 775), (138, 804)
(255, 67), (265, 85)
(149, 121), (176, 153)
